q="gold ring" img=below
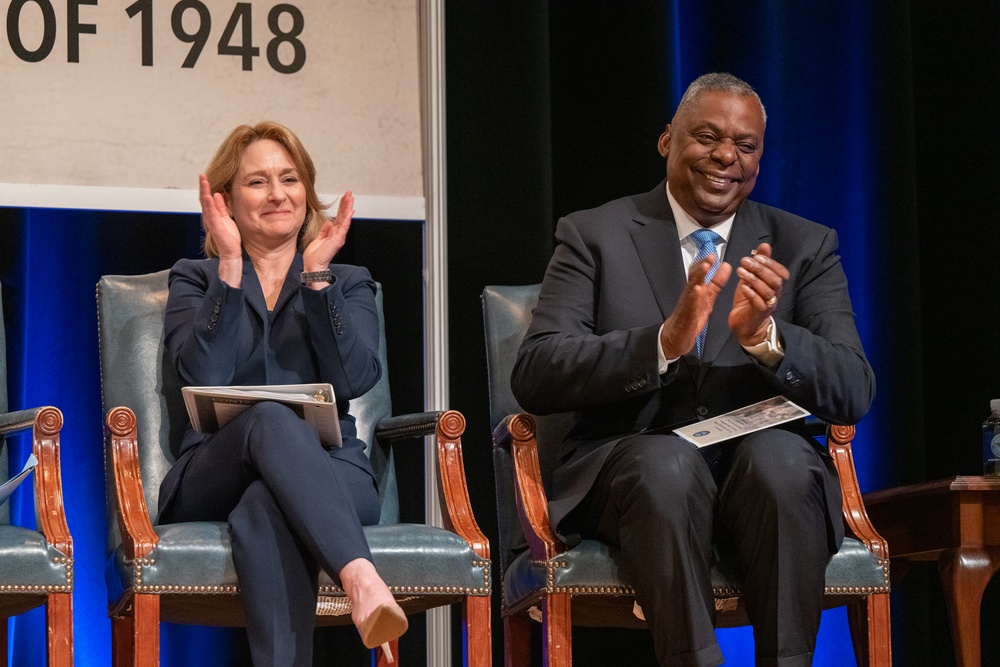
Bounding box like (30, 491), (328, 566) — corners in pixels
(765, 296), (778, 307)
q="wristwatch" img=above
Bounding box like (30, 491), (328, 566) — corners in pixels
(300, 269), (333, 285)
(743, 317), (784, 365)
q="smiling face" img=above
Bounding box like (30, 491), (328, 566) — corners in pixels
(224, 138), (307, 248)
(658, 89), (765, 227)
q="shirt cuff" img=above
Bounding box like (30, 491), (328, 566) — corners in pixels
(742, 317), (784, 367)
(657, 321), (680, 373)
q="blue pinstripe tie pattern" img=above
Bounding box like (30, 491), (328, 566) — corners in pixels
(691, 228), (722, 358)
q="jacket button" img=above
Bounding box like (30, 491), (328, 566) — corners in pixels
(696, 405), (708, 417)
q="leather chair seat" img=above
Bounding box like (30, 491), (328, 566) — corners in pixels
(503, 535), (887, 630)
(106, 522), (489, 623)
(0, 525), (72, 590)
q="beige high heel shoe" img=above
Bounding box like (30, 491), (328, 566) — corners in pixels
(358, 603), (408, 663)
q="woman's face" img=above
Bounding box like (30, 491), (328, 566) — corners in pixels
(225, 139), (307, 247)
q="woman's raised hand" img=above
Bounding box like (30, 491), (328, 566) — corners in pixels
(199, 174), (243, 259)
(303, 190), (354, 273)
(200, 174), (244, 287)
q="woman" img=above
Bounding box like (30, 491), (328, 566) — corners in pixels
(157, 121), (406, 665)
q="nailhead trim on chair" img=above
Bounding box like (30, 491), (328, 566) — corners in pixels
(322, 585), (491, 595)
(126, 557), (242, 594)
(526, 556), (890, 596)
(134, 584), (241, 594)
(532, 559), (637, 595)
(0, 555), (73, 593)
(139, 585), (241, 593)
(126, 558), (491, 595)
(823, 557), (890, 595)
(0, 584), (72, 592)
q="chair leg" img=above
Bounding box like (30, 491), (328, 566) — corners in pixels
(542, 594), (572, 667)
(112, 593), (160, 667)
(0, 616), (7, 667)
(848, 593), (892, 667)
(47, 592), (73, 667)
(464, 595), (492, 667)
(504, 611), (532, 667)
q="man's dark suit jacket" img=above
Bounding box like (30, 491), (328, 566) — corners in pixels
(511, 181), (875, 550)
(157, 253), (382, 519)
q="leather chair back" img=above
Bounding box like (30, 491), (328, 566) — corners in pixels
(482, 284), (574, 571)
(97, 270), (399, 555)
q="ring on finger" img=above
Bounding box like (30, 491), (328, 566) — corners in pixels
(765, 295), (778, 307)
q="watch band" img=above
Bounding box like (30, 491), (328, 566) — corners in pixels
(300, 269), (333, 285)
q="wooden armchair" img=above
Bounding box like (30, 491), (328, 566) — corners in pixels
(482, 283), (891, 667)
(0, 287), (73, 666)
(97, 270), (491, 666)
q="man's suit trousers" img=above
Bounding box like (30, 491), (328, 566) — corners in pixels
(571, 428), (832, 667)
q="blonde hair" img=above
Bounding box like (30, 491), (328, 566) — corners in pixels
(202, 121), (329, 258)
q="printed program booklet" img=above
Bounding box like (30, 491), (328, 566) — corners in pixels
(673, 396), (811, 448)
(181, 383), (342, 447)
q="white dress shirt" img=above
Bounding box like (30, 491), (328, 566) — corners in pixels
(657, 183), (783, 372)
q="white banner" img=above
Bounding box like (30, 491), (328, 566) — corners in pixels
(0, 0), (423, 216)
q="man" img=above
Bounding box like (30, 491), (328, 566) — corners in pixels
(510, 73), (874, 666)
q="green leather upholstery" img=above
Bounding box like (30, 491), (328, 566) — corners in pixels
(98, 271), (490, 644)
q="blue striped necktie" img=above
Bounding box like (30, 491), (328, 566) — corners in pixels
(690, 228), (722, 358)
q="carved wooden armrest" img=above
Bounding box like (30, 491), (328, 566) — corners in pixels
(826, 423), (888, 559)
(105, 407), (159, 560)
(434, 410), (490, 560)
(493, 413), (565, 561)
(27, 406), (73, 558)
(376, 409), (490, 560)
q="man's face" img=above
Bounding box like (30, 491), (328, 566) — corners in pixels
(658, 90), (765, 227)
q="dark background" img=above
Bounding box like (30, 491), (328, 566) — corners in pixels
(444, 2), (998, 666)
(2, 1), (998, 665)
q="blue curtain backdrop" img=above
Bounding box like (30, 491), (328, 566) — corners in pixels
(661, 1), (892, 491)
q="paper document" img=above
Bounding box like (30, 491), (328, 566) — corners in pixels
(182, 383), (342, 447)
(0, 453), (37, 506)
(673, 396), (811, 448)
